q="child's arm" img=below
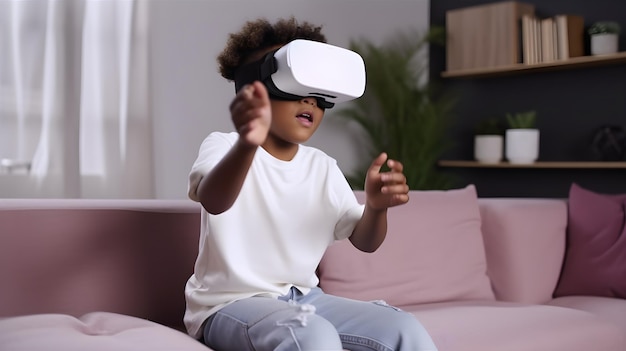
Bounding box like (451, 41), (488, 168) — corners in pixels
(349, 153), (409, 252)
(195, 81), (271, 214)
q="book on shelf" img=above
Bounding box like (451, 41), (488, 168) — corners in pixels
(521, 13), (584, 64)
(555, 14), (584, 59)
(446, 1), (535, 71)
(522, 14), (540, 64)
(541, 17), (556, 62)
(533, 17), (541, 63)
(522, 15), (533, 64)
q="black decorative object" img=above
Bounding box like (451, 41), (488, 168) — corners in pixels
(590, 125), (626, 161)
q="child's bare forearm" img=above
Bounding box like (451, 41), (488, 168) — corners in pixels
(349, 206), (388, 253)
(196, 139), (257, 214)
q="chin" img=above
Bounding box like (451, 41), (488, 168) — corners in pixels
(291, 137), (313, 145)
(290, 131), (317, 144)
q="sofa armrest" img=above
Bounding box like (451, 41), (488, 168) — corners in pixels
(0, 199), (201, 331)
(479, 198), (567, 304)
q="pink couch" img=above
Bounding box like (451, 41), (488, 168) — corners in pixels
(1, 186), (625, 350)
(0, 199), (207, 351)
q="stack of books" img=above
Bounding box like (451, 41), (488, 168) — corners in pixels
(446, 1), (535, 71)
(521, 14), (585, 65)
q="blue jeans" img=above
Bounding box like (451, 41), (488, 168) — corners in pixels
(202, 287), (438, 351)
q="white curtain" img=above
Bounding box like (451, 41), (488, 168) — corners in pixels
(0, 0), (153, 198)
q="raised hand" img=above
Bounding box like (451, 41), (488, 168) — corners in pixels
(229, 81), (272, 146)
(364, 152), (410, 210)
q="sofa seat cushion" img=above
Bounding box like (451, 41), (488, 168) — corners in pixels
(319, 185), (494, 307)
(548, 296), (626, 332)
(0, 312), (210, 351)
(406, 300), (625, 351)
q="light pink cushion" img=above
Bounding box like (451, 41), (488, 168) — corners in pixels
(407, 300), (625, 351)
(554, 183), (626, 298)
(318, 185), (494, 307)
(0, 312), (211, 351)
(548, 296), (626, 333)
(479, 198), (567, 304)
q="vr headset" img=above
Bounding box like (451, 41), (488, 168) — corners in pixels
(233, 39), (366, 109)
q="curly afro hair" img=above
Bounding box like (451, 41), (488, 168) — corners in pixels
(217, 17), (326, 81)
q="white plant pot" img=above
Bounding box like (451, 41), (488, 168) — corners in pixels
(474, 135), (503, 164)
(591, 34), (619, 56)
(505, 129), (539, 164)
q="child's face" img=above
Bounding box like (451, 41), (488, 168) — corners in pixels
(267, 96), (325, 146)
(245, 44), (326, 147)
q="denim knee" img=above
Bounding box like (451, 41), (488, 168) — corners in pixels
(390, 311), (438, 351)
(204, 305), (344, 351)
(342, 301), (437, 351)
(271, 311), (344, 351)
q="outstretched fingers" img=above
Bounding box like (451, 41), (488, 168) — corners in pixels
(365, 153), (410, 209)
(230, 81), (271, 146)
(367, 152), (388, 180)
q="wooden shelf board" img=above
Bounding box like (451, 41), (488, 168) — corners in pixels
(441, 51), (626, 78)
(438, 160), (626, 169)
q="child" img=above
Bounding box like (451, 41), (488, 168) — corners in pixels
(185, 17), (438, 351)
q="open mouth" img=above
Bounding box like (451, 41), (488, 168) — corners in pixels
(296, 112), (313, 123)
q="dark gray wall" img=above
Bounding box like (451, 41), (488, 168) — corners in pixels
(430, 0), (626, 197)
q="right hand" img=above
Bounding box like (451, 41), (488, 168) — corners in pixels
(229, 81), (271, 147)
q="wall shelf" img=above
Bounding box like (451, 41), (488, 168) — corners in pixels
(438, 160), (626, 169)
(441, 51), (626, 78)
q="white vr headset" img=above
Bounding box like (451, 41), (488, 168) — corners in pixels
(234, 39), (366, 109)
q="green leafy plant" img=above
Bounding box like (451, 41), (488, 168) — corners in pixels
(475, 117), (504, 135)
(506, 110), (537, 129)
(588, 21), (621, 35)
(336, 27), (457, 190)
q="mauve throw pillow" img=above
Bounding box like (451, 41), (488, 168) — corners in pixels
(553, 183), (626, 298)
(318, 185), (495, 307)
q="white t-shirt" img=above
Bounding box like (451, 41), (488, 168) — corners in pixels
(184, 132), (364, 339)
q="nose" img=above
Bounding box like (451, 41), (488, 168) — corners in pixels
(301, 97), (317, 107)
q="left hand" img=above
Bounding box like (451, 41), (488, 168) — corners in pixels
(364, 152), (409, 210)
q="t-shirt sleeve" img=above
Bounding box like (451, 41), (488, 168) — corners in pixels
(328, 162), (365, 241)
(188, 133), (234, 202)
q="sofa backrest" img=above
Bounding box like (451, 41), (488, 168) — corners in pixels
(0, 199), (201, 331)
(0, 192), (569, 332)
(318, 188), (569, 306)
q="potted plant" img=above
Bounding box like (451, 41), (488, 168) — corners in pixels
(588, 21), (621, 55)
(505, 110), (539, 164)
(474, 117), (504, 164)
(336, 27), (457, 190)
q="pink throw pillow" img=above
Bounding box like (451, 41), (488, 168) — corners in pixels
(479, 198), (567, 304)
(553, 183), (626, 298)
(318, 185), (495, 307)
